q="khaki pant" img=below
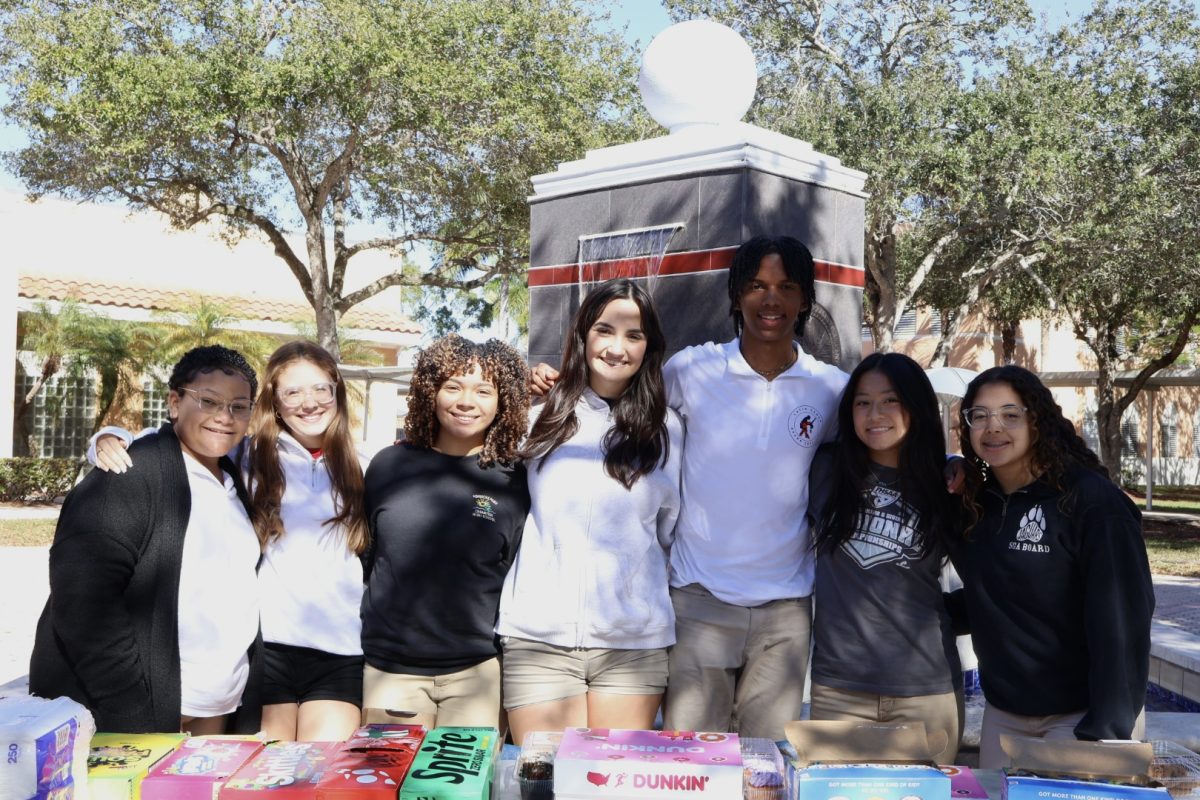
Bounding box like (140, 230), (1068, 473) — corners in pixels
(810, 682), (963, 764)
(664, 583), (812, 740)
(362, 658), (501, 731)
(979, 702), (1147, 768)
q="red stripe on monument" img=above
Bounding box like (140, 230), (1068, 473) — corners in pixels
(528, 247), (863, 288)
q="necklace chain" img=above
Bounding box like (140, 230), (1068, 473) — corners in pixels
(751, 347), (797, 378)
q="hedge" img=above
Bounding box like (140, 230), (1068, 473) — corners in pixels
(0, 458), (79, 503)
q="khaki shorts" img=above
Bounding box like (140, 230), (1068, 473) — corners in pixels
(501, 637), (668, 710)
(361, 658), (500, 730)
(810, 682), (963, 765)
(979, 702), (1146, 769)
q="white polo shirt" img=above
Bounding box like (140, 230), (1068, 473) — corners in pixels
(664, 339), (848, 607)
(177, 452), (261, 718)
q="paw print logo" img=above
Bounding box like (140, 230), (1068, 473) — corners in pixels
(1016, 504), (1046, 543)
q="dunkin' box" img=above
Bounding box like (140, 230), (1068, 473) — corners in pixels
(88, 732), (189, 800)
(553, 728), (743, 800)
(784, 721), (950, 800)
(1001, 736), (1169, 800)
(398, 726), (499, 800)
(219, 741), (343, 798)
(141, 737), (264, 799)
(316, 724), (426, 798)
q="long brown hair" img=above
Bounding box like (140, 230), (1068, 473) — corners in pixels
(521, 279), (669, 489)
(248, 340), (368, 554)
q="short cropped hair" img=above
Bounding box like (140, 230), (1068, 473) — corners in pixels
(168, 345), (258, 397)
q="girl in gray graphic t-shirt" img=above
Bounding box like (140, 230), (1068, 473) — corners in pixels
(807, 352), (965, 764)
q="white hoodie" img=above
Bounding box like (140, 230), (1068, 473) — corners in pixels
(496, 389), (683, 649)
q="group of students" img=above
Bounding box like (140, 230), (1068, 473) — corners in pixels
(28, 234), (1154, 769)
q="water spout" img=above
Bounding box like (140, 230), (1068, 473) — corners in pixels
(576, 222), (685, 299)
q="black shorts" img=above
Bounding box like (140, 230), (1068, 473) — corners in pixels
(261, 641), (364, 707)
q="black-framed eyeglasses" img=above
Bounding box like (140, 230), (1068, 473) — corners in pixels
(179, 387), (254, 421)
(961, 404), (1028, 430)
(277, 382), (337, 409)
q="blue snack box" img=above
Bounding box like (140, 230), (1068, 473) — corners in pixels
(791, 763), (951, 800)
(1002, 774), (1168, 800)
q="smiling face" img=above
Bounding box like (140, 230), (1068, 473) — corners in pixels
(735, 253), (809, 347)
(274, 358), (338, 450)
(851, 370), (911, 468)
(968, 381), (1036, 492)
(433, 364), (499, 456)
(585, 297), (648, 398)
(168, 369), (253, 474)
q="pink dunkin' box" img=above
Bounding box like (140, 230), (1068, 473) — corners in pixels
(554, 728), (743, 800)
(142, 737), (264, 800)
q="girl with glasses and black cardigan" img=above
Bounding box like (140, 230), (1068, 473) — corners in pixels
(952, 365), (1154, 768)
(32, 345), (263, 735)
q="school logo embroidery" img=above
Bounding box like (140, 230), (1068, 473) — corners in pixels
(869, 485), (901, 509)
(1009, 504), (1050, 553)
(788, 405), (822, 447)
(472, 494), (498, 522)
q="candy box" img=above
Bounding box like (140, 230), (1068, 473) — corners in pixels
(0, 694), (94, 800)
(553, 728), (743, 800)
(399, 726), (500, 800)
(219, 741), (343, 798)
(88, 732), (188, 800)
(941, 765), (988, 799)
(343, 724), (426, 751)
(1001, 736), (1169, 800)
(141, 736), (264, 799)
(784, 721), (949, 800)
(317, 726), (426, 798)
(318, 747), (423, 798)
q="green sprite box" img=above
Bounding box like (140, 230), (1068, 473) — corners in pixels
(399, 727), (499, 800)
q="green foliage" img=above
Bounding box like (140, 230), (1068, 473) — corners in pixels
(151, 295), (277, 376)
(0, 0), (640, 355)
(0, 457), (78, 503)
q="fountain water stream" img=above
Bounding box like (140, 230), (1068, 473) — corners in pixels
(576, 222), (685, 299)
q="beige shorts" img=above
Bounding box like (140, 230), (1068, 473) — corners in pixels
(810, 682), (963, 765)
(361, 658), (501, 730)
(501, 637), (668, 710)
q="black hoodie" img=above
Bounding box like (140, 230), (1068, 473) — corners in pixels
(949, 467), (1154, 741)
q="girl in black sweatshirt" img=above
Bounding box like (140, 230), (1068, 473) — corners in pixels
(953, 365), (1154, 768)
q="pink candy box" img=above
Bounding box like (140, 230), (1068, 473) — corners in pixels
(142, 738), (264, 800)
(554, 728), (743, 800)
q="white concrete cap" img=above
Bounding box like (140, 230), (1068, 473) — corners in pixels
(639, 20), (757, 134)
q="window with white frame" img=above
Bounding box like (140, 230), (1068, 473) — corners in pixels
(142, 380), (169, 429)
(1121, 405), (1141, 458)
(15, 370), (97, 458)
(1082, 398), (1100, 454)
(1160, 402), (1179, 458)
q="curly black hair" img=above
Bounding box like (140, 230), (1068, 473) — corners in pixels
(168, 344), (258, 397)
(404, 334), (530, 468)
(960, 364), (1108, 492)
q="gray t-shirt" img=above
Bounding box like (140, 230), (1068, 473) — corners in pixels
(809, 453), (961, 696)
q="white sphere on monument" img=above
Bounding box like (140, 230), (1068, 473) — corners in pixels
(638, 20), (758, 134)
